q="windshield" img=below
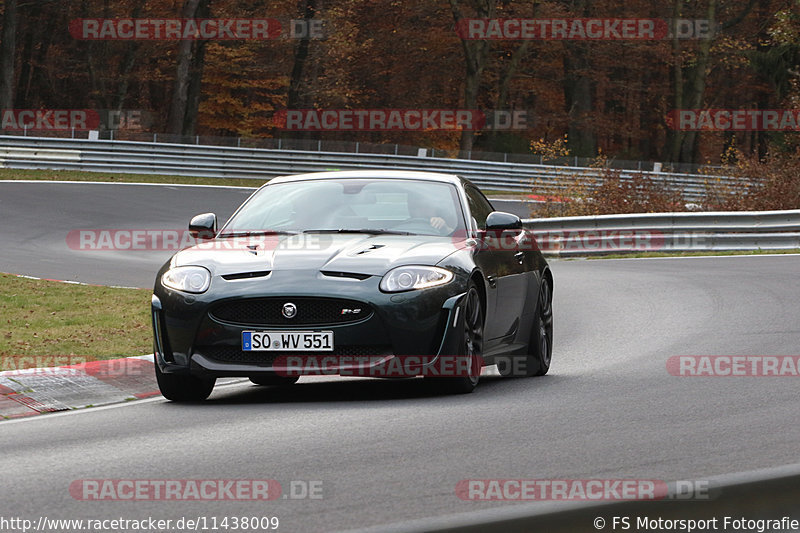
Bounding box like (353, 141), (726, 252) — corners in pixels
(220, 178), (466, 237)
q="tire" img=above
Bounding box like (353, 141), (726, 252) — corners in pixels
(499, 276), (553, 377)
(155, 362), (216, 402)
(250, 375), (299, 387)
(427, 282), (484, 394)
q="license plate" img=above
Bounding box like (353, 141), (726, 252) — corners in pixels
(242, 331), (334, 352)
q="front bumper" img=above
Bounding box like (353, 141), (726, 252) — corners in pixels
(152, 269), (469, 378)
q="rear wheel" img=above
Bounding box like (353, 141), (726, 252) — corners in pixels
(250, 375), (299, 387)
(155, 363), (216, 402)
(427, 282), (483, 394)
(499, 276), (553, 377)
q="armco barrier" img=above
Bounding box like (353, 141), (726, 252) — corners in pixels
(522, 210), (800, 256)
(3, 135), (793, 255)
(0, 135), (743, 202)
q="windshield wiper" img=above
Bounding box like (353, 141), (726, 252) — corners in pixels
(216, 230), (299, 238)
(302, 228), (412, 235)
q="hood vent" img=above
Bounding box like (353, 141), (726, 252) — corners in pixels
(222, 271), (271, 281)
(354, 244), (384, 255)
(320, 271), (371, 281)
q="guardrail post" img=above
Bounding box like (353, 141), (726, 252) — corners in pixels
(356, 142), (359, 153)
(318, 140), (321, 151)
(153, 133), (157, 143)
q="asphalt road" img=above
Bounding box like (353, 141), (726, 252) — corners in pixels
(1, 182), (799, 531)
(0, 181), (533, 288)
(0, 182), (253, 288)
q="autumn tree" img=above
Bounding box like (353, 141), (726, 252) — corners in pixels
(0, 0), (17, 111)
(166, 0), (210, 137)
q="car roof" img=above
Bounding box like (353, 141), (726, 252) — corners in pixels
(266, 170), (465, 187)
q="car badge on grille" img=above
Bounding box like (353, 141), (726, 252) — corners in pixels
(282, 302), (297, 319)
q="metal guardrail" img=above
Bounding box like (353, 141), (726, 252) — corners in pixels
(0, 129), (726, 173)
(0, 134), (793, 255)
(0, 135), (743, 202)
(522, 210), (800, 256)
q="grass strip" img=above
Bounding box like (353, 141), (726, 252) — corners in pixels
(0, 273), (151, 368)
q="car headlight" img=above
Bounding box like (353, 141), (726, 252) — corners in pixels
(380, 266), (453, 293)
(161, 266), (211, 293)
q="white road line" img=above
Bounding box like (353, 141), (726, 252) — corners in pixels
(581, 253), (800, 262)
(0, 180), (522, 202)
(0, 179), (259, 190)
(0, 378), (250, 425)
(1, 271), (142, 290)
(0, 395), (167, 425)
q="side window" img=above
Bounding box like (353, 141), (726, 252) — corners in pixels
(465, 185), (494, 230)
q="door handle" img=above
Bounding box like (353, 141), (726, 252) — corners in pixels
(514, 251), (525, 263)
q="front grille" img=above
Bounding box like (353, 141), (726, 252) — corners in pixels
(209, 297), (373, 327)
(195, 344), (392, 365)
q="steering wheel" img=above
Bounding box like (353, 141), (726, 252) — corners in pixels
(393, 217), (449, 235)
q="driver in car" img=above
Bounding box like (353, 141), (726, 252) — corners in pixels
(408, 196), (456, 235)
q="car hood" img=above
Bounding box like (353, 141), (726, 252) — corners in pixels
(171, 233), (463, 276)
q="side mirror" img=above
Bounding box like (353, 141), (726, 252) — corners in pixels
(189, 212), (217, 239)
(485, 211), (522, 231)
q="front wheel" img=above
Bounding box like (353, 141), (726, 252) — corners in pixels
(427, 282), (483, 394)
(155, 363), (216, 402)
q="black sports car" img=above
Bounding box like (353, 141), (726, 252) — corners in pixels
(151, 170), (553, 401)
